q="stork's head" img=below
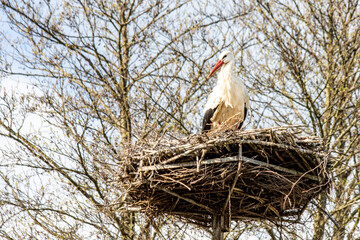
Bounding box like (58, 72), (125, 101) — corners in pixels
(208, 50), (234, 78)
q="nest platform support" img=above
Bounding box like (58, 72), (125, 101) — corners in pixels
(212, 214), (227, 240)
(119, 126), (331, 231)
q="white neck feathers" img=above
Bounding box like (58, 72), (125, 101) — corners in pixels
(218, 62), (235, 84)
(204, 61), (249, 112)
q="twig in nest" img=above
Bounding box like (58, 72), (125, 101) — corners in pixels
(156, 187), (215, 214)
(222, 144), (243, 214)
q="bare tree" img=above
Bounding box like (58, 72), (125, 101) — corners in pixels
(0, 0), (253, 239)
(245, 0), (360, 239)
(6, 0), (358, 239)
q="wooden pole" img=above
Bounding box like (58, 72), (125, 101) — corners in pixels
(212, 214), (224, 240)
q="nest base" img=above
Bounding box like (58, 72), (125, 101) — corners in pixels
(123, 126), (330, 227)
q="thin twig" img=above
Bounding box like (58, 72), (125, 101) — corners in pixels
(156, 187), (215, 214)
(311, 201), (340, 229)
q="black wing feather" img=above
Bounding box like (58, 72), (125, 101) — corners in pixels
(237, 106), (248, 130)
(202, 106), (218, 132)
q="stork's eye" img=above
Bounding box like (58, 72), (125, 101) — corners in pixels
(223, 55), (227, 59)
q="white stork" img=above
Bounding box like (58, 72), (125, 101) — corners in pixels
(202, 50), (250, 132)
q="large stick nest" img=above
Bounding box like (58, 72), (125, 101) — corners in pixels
(121, 126), (330, 227)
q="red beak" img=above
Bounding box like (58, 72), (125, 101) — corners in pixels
(208, 60), (224, 78)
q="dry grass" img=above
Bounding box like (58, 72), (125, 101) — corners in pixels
(120, 126), (330, 227)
